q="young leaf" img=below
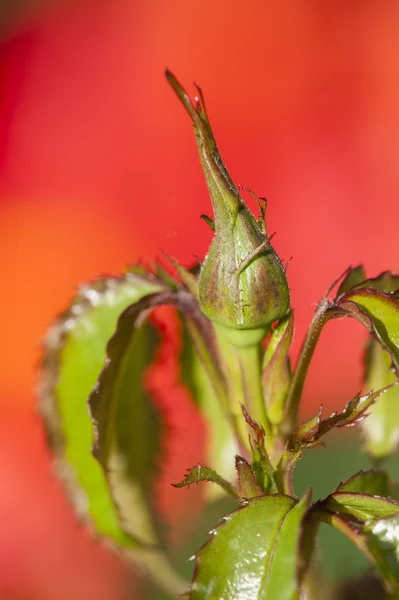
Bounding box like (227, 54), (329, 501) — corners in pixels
(40, 274), (185, 594)
(365, 513), (399, 595)
(336, 265), (366, 297)
(316, 385), (398, 436)
(362, 340), (399, 458)
(323, 492), (399, 522)
(354, 271), (399, 294)
(241, 405), (278, 494)
(279, 386), (396, 496)
(172, 464), (240, 500)
(336, 470), (399, 499)
(189, 492), (311, 600)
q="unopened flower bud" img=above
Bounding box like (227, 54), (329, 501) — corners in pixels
(166, 71), (290, 347)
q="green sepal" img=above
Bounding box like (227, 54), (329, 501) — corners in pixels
(200, 214), (216, 232)
(162, 253), (199, 297)
(179, 315), (239, 500)
(262, 312), (294, 425)
(235, 455), (264, 499)
(188, 492), (311, 600)
(241, 406), (278, 494)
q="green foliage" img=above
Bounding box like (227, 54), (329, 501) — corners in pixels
(40, 274), (163, 546)
(366, 513), (399, 594)
(38, 73), (399, 599)
(362, 341), (399, 458)
(188, 493), (310, 600)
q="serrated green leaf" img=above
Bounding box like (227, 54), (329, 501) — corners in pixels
(317, 385), (397, 436)
(189, 493), (310, 600)
(279, 386), (396, 497)
(172, 464), (240, 500)
(324, 492), (399, 522)
(362, 340), (399, 459)
(337, 289), (399, 374)
(336, 265), (366, 297)
(40, 274), (164, 544)
(262, 312), (293, 426)
(354, 271), (399, 294)
(336, 470), (399, 499)
(89, 293), (167, 545)
(366, 513), (399, 595)
(39, 274), (186, 595)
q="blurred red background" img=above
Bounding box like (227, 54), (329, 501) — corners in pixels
(1, 1), (399, 598)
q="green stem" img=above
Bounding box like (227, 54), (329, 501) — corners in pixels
(284, 300), (331, 433)
(217, 335), (252, 454)
(237, 344), (272, 440)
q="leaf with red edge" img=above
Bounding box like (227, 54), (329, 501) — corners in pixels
(323, 492), (399, 522)
(336, 265), (366, 297)
(336, 288), (399, 374)
(353, 271), (399, 294)
(336, 470), (399, 499)
(40, 273), (186, 594)
(235, 455), (263, 499)
(172, 464), (240, 500)
(188, 492), (311, 600)
(317, 384), (399, 436)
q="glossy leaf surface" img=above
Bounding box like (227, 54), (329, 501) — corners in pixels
(189, 493), (310, 600)
(362, 340), (399, 458)
(366, 513), (399, 595)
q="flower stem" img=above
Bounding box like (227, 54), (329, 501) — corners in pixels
(284, 300), (331, 433)
(236, 344), (272, 440)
